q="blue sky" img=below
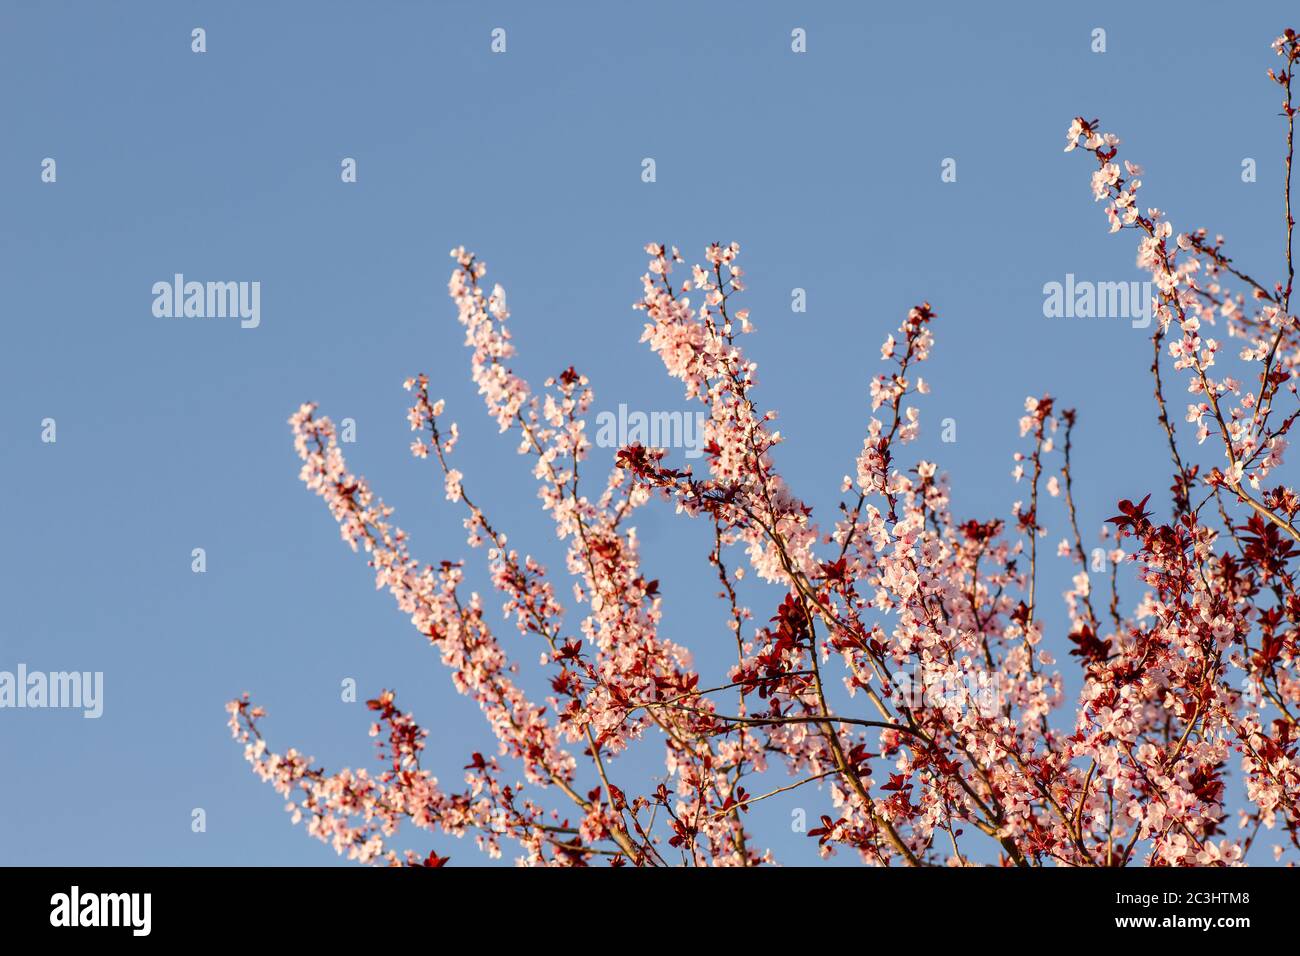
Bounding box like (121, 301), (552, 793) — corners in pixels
(1, 1), (1295, 865)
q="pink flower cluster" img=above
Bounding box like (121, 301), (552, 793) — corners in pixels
(231, 29), (1300, 866)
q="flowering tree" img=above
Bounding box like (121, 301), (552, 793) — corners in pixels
(229, 30), (1300, 866)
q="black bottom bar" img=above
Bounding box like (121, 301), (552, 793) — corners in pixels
(0, 865), (1282, 940)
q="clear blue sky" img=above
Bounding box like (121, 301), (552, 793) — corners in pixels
(1, 0), (1294, 865)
